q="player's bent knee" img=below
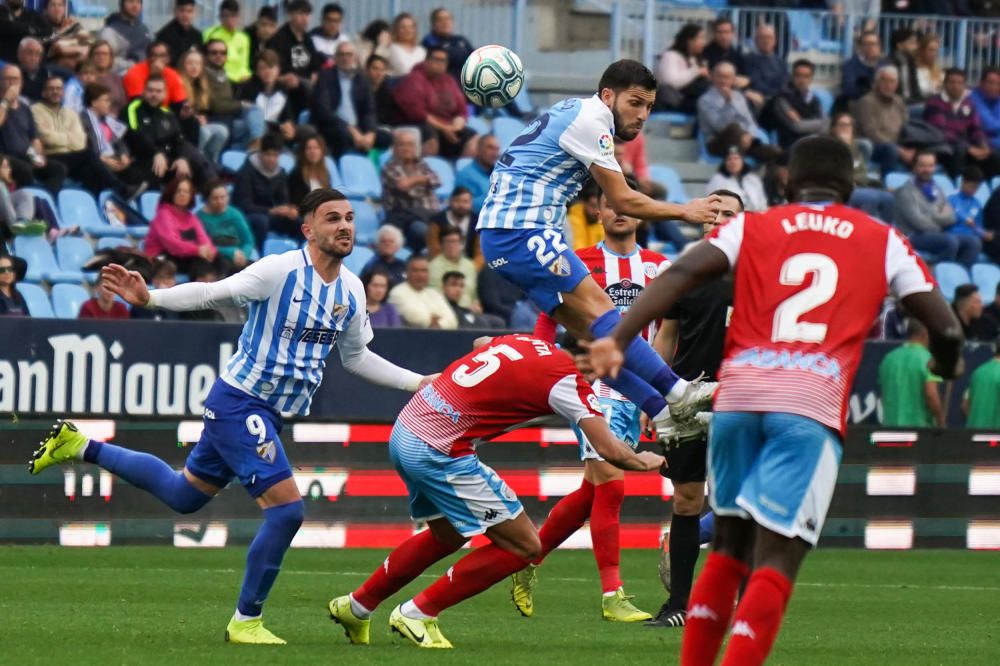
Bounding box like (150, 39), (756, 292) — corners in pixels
(513, 532), (543, 562)
(672, 482), (705, 516)
(169, 472), (214, 514)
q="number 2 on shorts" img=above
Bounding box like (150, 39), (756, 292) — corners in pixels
(526, 229), (568, 266)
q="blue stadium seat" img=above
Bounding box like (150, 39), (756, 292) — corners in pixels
(14, 235), (83, 283)
(56, 236), (97, 284)
(16, 283), (54, 317)
(933, 174), (957, 196)
(278, 153), (295, 172)
(971, 182), (991, 206)
(467, 115), (490, 135)
(972, 262), (1000, 299)
(884, 172), (909, 190)
(455, 157), (473, 173)
(934, 262), (971, 301)
(51, 283), (91, 319)
(344, 245), (374, 275)
(140, 191), (161, 221)
(647, 111), (694, 125)
(351, 200), (379, 245)
(59, 189), (129, 238)
(324, 156), (344, 189)
(811, 87), (833, 116)
(395, 246), (412, 262)
(649, 164), (689, 204)
(221, 150), (247, 172)
(493, 116), (526, 150)
(425, 156), (455, 199)
(298, 109), (311, 125)
(378, 149), (393, 169)
(21, 187), (61, 227)
(95, 236), (134, 251)
(339, 154), (382, 199)
(262, 238), (299, 256)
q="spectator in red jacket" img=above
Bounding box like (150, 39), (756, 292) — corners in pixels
(144, 175), (220, 274)
(122, 41), (188, 106)
(924, 68), (1000, 179)
(79, 274), (130, 319)
(391, 46), (476, 158)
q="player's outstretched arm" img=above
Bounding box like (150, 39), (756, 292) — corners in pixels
(589, 164), (721, 225)
(901, 290), (965, 379)
(101, 263), (151, 307)
(578, 417), (665, 472)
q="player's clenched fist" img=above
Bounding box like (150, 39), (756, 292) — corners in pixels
(634, 451), (667, 472)
(681, 194), (723, 225)
(586, 337), (625, 380)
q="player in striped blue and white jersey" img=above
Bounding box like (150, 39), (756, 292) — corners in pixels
(477, 60), (723, 442)
(29, 189), (434, 646)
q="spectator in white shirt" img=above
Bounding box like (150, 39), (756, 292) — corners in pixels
(386, 12), (426, 76)
(388, 254), (458, 329)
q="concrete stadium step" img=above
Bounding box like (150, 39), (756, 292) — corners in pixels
(644, 135), (698, 164)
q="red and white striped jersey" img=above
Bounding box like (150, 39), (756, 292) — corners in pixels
(398, 334), (603, 457)
(707, 203), (935, 435)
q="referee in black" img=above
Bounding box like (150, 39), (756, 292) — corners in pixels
(646, 189), (744, 628)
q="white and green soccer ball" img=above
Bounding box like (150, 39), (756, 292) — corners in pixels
(461, 45), (524, 108)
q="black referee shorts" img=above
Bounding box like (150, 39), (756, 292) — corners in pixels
(661, 436), (707, 484)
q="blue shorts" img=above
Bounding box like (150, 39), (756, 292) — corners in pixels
(389, 423), (523, 537)
(571, 397), (641, 461)
(479, 227), (591, 314)
(708, 412), (842, 546)
(185, 380), (293, 499)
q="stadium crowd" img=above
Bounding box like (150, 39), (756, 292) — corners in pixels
(0, 0), (997, 424)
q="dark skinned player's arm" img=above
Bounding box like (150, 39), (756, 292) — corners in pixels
(900, 290), (965, 379)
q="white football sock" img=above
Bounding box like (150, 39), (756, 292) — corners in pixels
(666, 378), (689, 402)
(349, 593), (372, 619)
(400, 599), (434, 620)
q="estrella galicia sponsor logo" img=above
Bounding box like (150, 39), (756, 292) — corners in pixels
(488, 257), (509, 269)
(606, 279), (643, 308)
(548, 255), (572, 277)
(257, 440), (276, 464)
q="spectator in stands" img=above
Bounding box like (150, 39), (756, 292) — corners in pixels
(421, 8), (473, 84)
(311, 40), (387, 158)
(895, 150), (981, 267)
(442, 270), (497, 329)
(89, 40), (127, 116)
(356, 19), (391, 69)
(772, 59), (828, 150)
(241, 49), (297, 142)
(40, 0), (87, 70)
(288, 134), (334, 205)
(266, 0), (321, 94)
(382, 127), (441, 251)
(178, 48), (229, 164)
(0, 254), (28, 316)
(429, 225), (479, 307)
(82, 82), (149, 190)
(878, 319), (944, 427)
(393, 47), (474, 158)
(63, 60), (98, 114)
(841, 30), (885, 104)
(455, 133), (498, 213)
(830, 112), (895, 223)
(232, 131), (298, 245)
(363, 269), (402, 328)
(99, 0), (153, 71)
(954, 283), (994, 342)
(122, 41), (188, 106)
(387, 12), (426, 76)
(888, 27), (922, 104)
(855, 65), (913, 176)
(360, 224), (406, 287)
(915, 33), (943, 100)
(203, 38), (265, 148)
(179, 260), (243, 322)
(32, 74), (134, 197)
(698, 61), (780, 162)
(655, 23), (709, 114)
(79, 274), (130, 320)
(925, 68), (1000, 179)
(0, 64), (65, 193)
(204, 0), (252, 83)
(566, 180), (602, 250)
(947, 166), (987, 239)
(365, 54), (399, 126)
(703, 17), (746, 79)
(388, 254), (458, 329)
(17, 37), (56, 103)
(0, 0), (46, 65)
(310, 3), (350, 59)
(156, 0), (201, 67)
(744, 24), (787, 106)
(144, 175), (219, 273)
(245, 5), (277, 64)
(427, 185), (481, 264)
(198, 179), (255, 270)
(126, 74), (216, 185)
(762, 154), (788, 206)
(130, 258), (180, 320)
(972, 68), (1000, 152)
(0, 154), (37, 237)
(705, 147), (767, 212)
(964, 334), (1000, 428)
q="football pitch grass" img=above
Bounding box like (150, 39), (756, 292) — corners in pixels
(1, 547), (998, 665)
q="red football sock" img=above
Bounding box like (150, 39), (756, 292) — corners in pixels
(680, 551), (750, 666)
(352, 529), (461, 611)
(413, 543), (529, 616)
(536, 480), (595, 561)
(720, 567), (793, 666)
(590, 479), (625, 593)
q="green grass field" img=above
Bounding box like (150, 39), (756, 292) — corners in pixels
(0, 547), (998, 665)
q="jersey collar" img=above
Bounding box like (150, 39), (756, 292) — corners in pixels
(597, 240), (640, 259)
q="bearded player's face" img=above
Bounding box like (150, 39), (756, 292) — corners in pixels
(306, 200), (355, 259)
(611, 86), (654, 141)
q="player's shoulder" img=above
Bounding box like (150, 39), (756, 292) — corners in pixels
(242, 248), (306, 281)
(338, 262), (365, 294)
(576, 244), (604, 261)
(638, 247), (669, 265)
(553, 95), (612, 128)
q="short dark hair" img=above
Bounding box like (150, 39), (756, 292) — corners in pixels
(710, 188), (745, 212)
(858, 29), (879, 44)
(145, 72), (166, 86)
(152, 258), (177, 279)
(366, 54), (388, 69)
(322, 2), (343, 16)
(407, 254), (429, 267)
(287, 0), (312, 15)
(84, 82), (111, 107)
(792, 59), (815, 73)
(175, 0), (195, 7)
(426, 45), (449, 59)
(205, 38), (226, 52)
(914, 149), (937, 166)
(597, 59), (656, 95)
(219, 0), (240, 15)
(442, 270), (465, 284)
(945, 67), (967, 81)
(889, 27), (914, 51)
(451, 185), (472, 198)
(439, 226), (464, 242)
(981, 67), (1000, 82)
(299, 188), (347, 217)
(961, 165), (984, 184)
(431, 7), (449, 22)
(202, 178), (228, 199)
(146, 41), (169, 58)
(188, 260), (219, 282)
(787, 135), (854, 203)
(257, 5), (277, 21)
(260, 132), (284, 153)
(255, 49), (280, 68)
(953, 283), (979, 304)
(711, 17), (733, 31)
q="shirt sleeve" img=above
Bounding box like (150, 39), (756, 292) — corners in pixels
(558, 101), (622, 173)
(706, 212), (746, 268)
(547, 373), (604, 424)
(147, 253), (285, 310)
(885, 227), (935, 299)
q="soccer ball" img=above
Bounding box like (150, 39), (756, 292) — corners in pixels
(461, 45), (524, 108)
